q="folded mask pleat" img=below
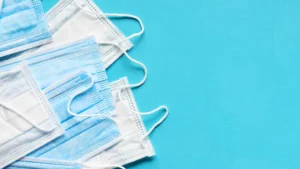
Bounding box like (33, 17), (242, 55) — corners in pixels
(0, 0), (51, 57)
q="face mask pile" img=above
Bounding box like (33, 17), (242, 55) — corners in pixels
(0, 0), (169, 169)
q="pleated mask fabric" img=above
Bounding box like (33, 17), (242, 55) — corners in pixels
(27, 71), (121, 161)
(7, 71), (121, 168)
(0, 64), (63, 168)
(0, 0), (52, 57)
(86, 77), (156, 166)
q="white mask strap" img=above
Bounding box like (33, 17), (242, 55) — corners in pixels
(79, 162), (125, 169)
(67, 73), (119, 125)
(104, 13), (145, 40)
(138, 106), (169, 143)
(98, 41), (148, 89)
(74, 0), (147, 89)
(117, 91), (169, 145)
(0, 102), (54, 133)
(102, 13), (147, 89)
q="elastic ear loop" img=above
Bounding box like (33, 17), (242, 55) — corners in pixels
(74, 0), (147, 89)
(67, 73), (118, 124)
(0, 102), (54, 133)
(104, 13), (145, 40)
(117, 91), (169, 147)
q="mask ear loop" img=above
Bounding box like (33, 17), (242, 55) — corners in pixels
(67, 72), (119, 125)
(0, 102), (54, 133)
(138, 106), (169, 144)
(117, 91), (169, 147)
(103, 13), (145, 40)
(102, 13), (147, 89)
(97, 15), (147, 96)
(74, 0), (147, 89)
(96, 41), (147, 89)
(78, 162), (125, 169)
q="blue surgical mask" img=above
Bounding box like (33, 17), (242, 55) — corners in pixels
(0, 0), (52, 57)
(0, 37), (121, 167)
(24, 71), (121, 161)
(26, 37), (109, 90)
(25, 37), (115, 113)
(0, 37), (117, 137)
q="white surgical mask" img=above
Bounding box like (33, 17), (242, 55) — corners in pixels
(0, 64), (63, 168)
(46, 0), (149, 90)
(85, 77), (169, 166)
(32, 0), (137, 68)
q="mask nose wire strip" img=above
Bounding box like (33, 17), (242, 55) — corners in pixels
(117, 91), (169, 145)
(0, 102), (54, 132)
(67, 73), (118, 125)
(78, 162), (125, 169)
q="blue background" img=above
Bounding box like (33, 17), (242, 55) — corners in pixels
(43, 0), (300, 169)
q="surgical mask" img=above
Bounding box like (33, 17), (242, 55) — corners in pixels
(26, 71), (121, 161)
(0, 37), (112, 92)
(26, 37), (112, 90)
(0, 0), (52, 57)
(0, 38), (117, 129)
(86, 77), (168, 166)
(7, 71), (125, 169)
(25, 37), (116, 115)
(0, 64), (63, 168)
(7, 37), (123, 165)
(44, 0), (136, 68)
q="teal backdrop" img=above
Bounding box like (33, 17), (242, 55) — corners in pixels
(43, 1), (300, 169)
